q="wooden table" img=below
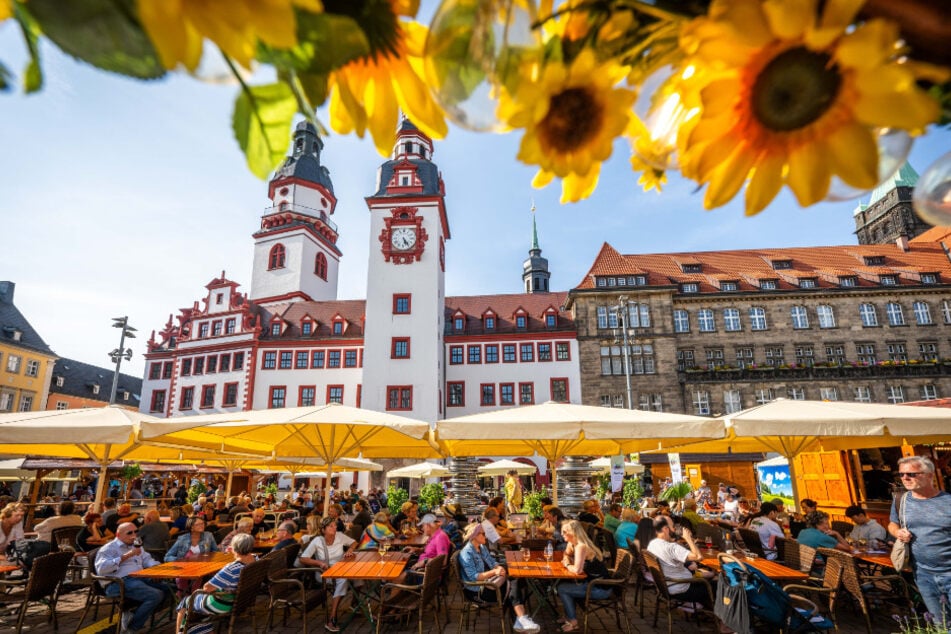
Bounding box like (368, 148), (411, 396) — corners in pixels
(700, 553), (809, 582)
(323, 551), (411, 629)
(504, 550), (584, 619)
(0, 564), (20, 575)
(129, 552), (232, 580)
(855, 552), (894, 569)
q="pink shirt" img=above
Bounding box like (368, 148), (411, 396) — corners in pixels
(419, 528), (451, 563)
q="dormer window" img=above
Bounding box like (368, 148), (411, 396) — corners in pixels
(596, 278), (607, 287)
(760, 279), (777, 290)
(634, 275), (647, 285)
(271, 322), (282, 336)
(839, 276), (857, 287)
(55, 376), (64, 387)
(607, 277), (616, 286)
(484, 315), (496, 330)
(922, 273), (938, 284)
(721, 281), (738, 291)
(198, 323), (210, 338)
(616, 277), (626, 286)
(864, 255), (885, 266)
(302, 321), (313, 336)
(545, 313), (557, 328)
(400, 174), (410, 186)
(454, 317), (464, 331)
(880, 275), (897, 285)
(771, 259), (792, 270)
(91, 384), (100, 395)
(516, 315), (527, 329)
(799, 278), (817, 288)
(681, 283), (699, 293)
(332, 319), (343, 335)
(681, 263), (702, 273)
(216, 293), (223, 305)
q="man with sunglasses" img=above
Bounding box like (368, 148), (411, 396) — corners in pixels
(888, 455), (951, 620)
(95, 522), (169, 634)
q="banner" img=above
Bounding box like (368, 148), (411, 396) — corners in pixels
(668, 453), (683, 483)
(610, 455), (625, 493)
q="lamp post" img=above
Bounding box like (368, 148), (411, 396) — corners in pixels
(615, 296), (634, 409)
(108, 316), (136, 405)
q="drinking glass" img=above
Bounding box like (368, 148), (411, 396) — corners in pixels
(521, 547), (530, 562)
(378, 540), (388, 564)
(704, 536), (713, 551)
(544, 549), (553, 568)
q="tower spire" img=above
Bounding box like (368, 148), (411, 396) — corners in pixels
(531, 199), (540, 251)
(523, 200), (550, 293)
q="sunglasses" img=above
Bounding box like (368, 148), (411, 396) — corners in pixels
(899, 472), (924, 478)
(124, 530), (138, 535)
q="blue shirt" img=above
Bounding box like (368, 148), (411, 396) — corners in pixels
(890, 491), (951, 574)
(458, 542), (497, 591)
(614, 521), (639, 549)
(165, 532), (219, 562)
(796, 528), (837, 551)
(95, 538), (160, 581)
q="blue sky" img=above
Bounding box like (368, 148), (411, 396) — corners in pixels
(1, 17), (949, 380)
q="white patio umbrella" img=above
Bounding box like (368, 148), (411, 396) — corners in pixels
(587, 457), (645, 475)
(386, 461), (450, 479)
(477, 459), (538, 477)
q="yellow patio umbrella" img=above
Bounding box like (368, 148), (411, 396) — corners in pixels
(139, 403), (438, 515)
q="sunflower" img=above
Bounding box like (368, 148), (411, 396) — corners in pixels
(0, 0), (11, 22)
(328, 0), (447, 156)
(677, 0), (945, 215)
(498, 49), (635, 203)
(138, 0), (322, 71)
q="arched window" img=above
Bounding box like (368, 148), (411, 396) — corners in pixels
(268, 243), (286, 270)
(315, 252), (328, 280)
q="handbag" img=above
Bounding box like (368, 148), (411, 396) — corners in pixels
(890, 492), (911, 571)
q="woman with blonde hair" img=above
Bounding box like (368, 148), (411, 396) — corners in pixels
(557, 520), (610, 632)
(0, 503), (25, 559)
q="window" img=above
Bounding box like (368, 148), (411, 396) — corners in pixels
(887, 342), (907, 362)
(677, 349), (695, 371)
(817, 305), (836, 329)
(206, 356), (218, 373)
(764, 346), (784, 366)
(856, 343), (876, 365)
(922, 273), (938, 284)
(269, 386), (286, 408)
(556, 342), (570, 361)
(220, 355), (230, 372)
(314, 253), (328, 280)
(854, 386), (872, 402)
(771, 259), (792, 270)
(393, 294), (411, 314)
(794, 346), (814, 367)
(546, 314), (557, 328)
(502, 344), (516, 363)
(302, 322), (312, 336)
(880, 275), (897, 285)
(800, 278), (817, 288)
(681, 283), (699, 293)
(485, 345), (499, 363)
(682, 263), (702, 273)
(294, 351), (308, 369)
(601, 346), (624, 375)
(150, 390), (166, 412)
(332, 321), (343, 335)
(736, 347), (754, 368)
(299, 386), (316, 406)
(199, 323), (210, 338)
(550, 378), (569, 402)
(18, 394), (33, 412)
(278, 351), (292, 369)
(887, 385), (905, 404)
(918, 342), (938, 362)
(755, 388), (773, 404)
(537, 343), (552, 361)
(920, 385), (938, 400)
(673, 309), (690, 333)
(721, 281), (738, 292)
(864, 255), (884, 266)
(749, 307), (767, 330)
(193, 357), (205, 375)
(345, 350), (358, 367)
(519, 382), (534, 404)
(520, 344), (534, 362)
(327, 385), (343, 404)
(788, 387), (806, 400)
(212, 321), (222, 336)
(181, 358), (192, 376)
(271, 323), (282, 337)
(760, 279), (777, 290)
(387, 386), (412, 410)
(790, 306), (809, 329)
(484, 315), (496, 330)
(723, 390), (742, 414)
(859, 303), (879, 327)
(825, 344), (846, 365)
(162, 362), (173, 379)
(391, 338), (410, 359)
(233, 352), (244, 370)
(328, 351), (341, 368)
(479, 383), (495, 406)
(447, 382), (465, 407)
(311, 350), (325, 368)
(180, 387), (195, 409)
(225, 318), (236, 334)
(223, 383), (238, 407)
(705, 348), (724, 369)
(149, 363), (162, 380)
(639, 394), (664, 411)
(500, 383), (514, 405)
(839, 276), (857, 287)
(722, 308), (741, 332)
(55, 401), (68, 410)
(693, 391), (710, 415)
(454, 317), (465, 331)
(819, 387), (838, 401)
(628, 303), (651, 327)
(268, 243), (286, 269)
(697, 309), (715, 332)
(913, 301), (933, 325)
(449, 346), (463, 364)
(886, 302), (905, 326)
(468, 345), (481, 364)
(200, 385), (215, 408)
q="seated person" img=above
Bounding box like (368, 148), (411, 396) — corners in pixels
(647, 515), (714, 609)
(482, 508), (516, 549)
(175, 533), (256, 634)
(613, 508), (640, 549)
(77, 512), (112, 552)
(650, 501), (671, 518)
(459, 523), (540, 633)
(136, 510), (168, 552)
(358, 512), (396, 549)
(747, 502), (785, 560)
(269, 521), (300, 552)
(577, 500), (603, 526)
(796, 511), (852, 554)
(681, 499), (703, 529)
(400, 514), (452, 585)
(298, 516), (358, 633)
(34, 499), (84, 545)
(219, 518), (254, 552)
(603, 503), (623, 533)
(557, 520), (611, 633)
(248, 509), (272, 537)
(844, 505), (889, 547)
(165, 517), (219, 561)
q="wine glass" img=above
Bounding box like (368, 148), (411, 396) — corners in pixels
(704, 536), (713, 551)
(543, 547), (553, 569)
(521, 547), (530, 563)
(378, 539), (388, 564)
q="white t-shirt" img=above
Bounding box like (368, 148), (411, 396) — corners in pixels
(647, 538), (693, 595)
(723, 499), (739, 514)
(749, 517), (784, 559)
(299, 533), (355, 568)
(481, 519), (501, 545)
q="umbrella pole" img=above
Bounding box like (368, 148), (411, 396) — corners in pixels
(787, 456), (800, 507)
(93, 461), (110, 511)
(323, 464), (334, 517)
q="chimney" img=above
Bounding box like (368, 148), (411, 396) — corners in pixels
(896, 235), (909, 252)
(0, 281), (14, 304)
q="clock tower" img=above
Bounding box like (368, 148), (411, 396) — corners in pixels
(362, 119), (450, 423)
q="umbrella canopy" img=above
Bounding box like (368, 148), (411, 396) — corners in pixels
(477, 459), (538, 477)
(386, 461), (450, 479)
(587, 457), (645, 475)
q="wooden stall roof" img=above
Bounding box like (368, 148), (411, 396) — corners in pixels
(637, 453), (766, 464)
(18, 457), (248, 474)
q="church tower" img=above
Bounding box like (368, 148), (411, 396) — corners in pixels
(853, 162), (932, 245)
(362, 119), (450, 423)
(523, 204), (551, 293)
(250, 121), (341, 304)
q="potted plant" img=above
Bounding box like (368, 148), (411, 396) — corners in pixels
(418, 482), (444, 513)
(622, 477), (644, 509)
(658, 481), (693, 513)
(386, 484), (409, 516)
(119, 463), (143, 500)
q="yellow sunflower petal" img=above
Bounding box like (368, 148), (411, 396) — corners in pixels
(139, 0), (203, 71)
(247, 0), (298, 49)
(835, 19), (899, 71)
(826, 122), (878, 190)
(364, 71), (401, 156)
(744, 152), (785, 215)
(694, 131), (741, 182)
(187, 3), (255, 68)
(561, 166), (600, 204)
(329, 77), (366, 137)
(532, 170), (554, 189)
(699, 77), (740, 117)
(818, 0), (864, 32)
(853, 67), (941, 129)
(762, 0), (817, 41)
(390, 57), (448, 140)
(704, 144), (757, 209)
(0, 0), (12, 21)
(787, 142), (831, 206)
(710, 0), (773, 50)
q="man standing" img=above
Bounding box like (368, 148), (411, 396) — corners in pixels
(504, 470), (523, 515)
(95, 522), (170, 634)
(889, 456), (951, 619)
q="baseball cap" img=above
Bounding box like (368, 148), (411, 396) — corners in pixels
(418, 513), (437, 526)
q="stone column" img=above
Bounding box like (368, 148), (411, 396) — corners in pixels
(446, 456), (481, 515)
(555, 456), (598, 517)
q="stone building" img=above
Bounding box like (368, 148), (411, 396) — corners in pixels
(854, 162), (932, 245)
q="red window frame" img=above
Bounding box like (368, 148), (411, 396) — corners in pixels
(328, 350), (341, 368)
(550, 377), (569, 403)
(279, 350), (293, 369)
(222, 382), (239, 407)
(467, 345), (481, 364)
(556, 341), (572, 361)
(150, 390), (166, 413)
(502, 344), (517, 363)
(219, 354), (231, 372)
(480, 383), (495, 406)
(299, 385), (316, 406)
(538, 342), (552, 362)
(180, 386), (195, 409)
(206, 355), (217, 374)
(233, 352), (245, 370)
(393, 294), (412, 315)
(268, 243), (286, 270)
(295, 351), (309, 369)
(315, 252), (328, 280)
(327, 385), (344, 404)
(311, 350), (325, 368)
(262, 351), (276, 369)
(193, 357), (205, 375)
(520, 343), (534, 362)
(449, 345), (464, 365)
(162, 362), (173, 379)
(519, 382), (535, 405)
(225, 318), (236, 334)
(200, 385), (216, 409)
(386, 385), (413, 411)
(148, 363), (161, 380)
(269, 385), (287, 408)
(212, 320), (223, 336)
(499, 383), (514, 405)
(181, 358), (192, 376)
(391, 337), (411, 359)
(344, 349), (358, 368)
(485, 344), (499, 363)
(447, 382), (465, 407)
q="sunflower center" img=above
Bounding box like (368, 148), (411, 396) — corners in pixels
(751, 48), (841, 132)
(538, 87), (603, 153)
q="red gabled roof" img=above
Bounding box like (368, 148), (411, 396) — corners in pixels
(446, 292), (573, 335)
(910, 227), (951, 243)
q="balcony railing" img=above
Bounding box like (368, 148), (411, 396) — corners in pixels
(264, 203), (338, 233)
(679, 362), (950, 382)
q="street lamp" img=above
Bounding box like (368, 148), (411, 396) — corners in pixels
(614, 296), (634, 410)
(108, 316), (136, 405)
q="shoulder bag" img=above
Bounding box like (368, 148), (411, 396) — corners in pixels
(890, 492), (911, 570)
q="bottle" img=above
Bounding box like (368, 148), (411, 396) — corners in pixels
(724, 532), (734, 554)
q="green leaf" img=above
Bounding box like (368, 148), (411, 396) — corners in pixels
(232, 82), (298, 180)
(260, 11), (369, 80)
(15, 3), (43, 93)
(0, 60), (12, 92)
(24, 0), (165, 79)
(296, 72), (329, 110)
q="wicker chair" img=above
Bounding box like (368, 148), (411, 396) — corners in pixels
(376, 553), (446, 634)
(181, 556), (271, 634)
(77, 547), (139, 629)
(782, 549), (845, 629)
(264, 545), (324, 633)
(693, 523), (726, 551)
(49, 525), (83, 553)
(830, 521), (854, 538)
(450, 550), (507, 634)
(577, 548), (634, 634)
(775, 537), (817, 574)
(628, 542), (657, 619)
(588, 526), (617, 568)
(641, 549), (715, 634)
(818, 547), (914, 634)
(737, 527), (767, 558)
(0, 551), (73, 633)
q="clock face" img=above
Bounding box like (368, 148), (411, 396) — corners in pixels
(391, 226), (417, 251)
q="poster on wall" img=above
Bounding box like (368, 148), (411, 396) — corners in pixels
(668, 453), (683, 483)
(756, 456), (793, 504)
(610, 455), (625, 493)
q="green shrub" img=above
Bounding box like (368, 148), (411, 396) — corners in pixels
(418, 483), (444, 513)
(622, 477), (644, 508)
(521, 489), (546, 520)
(387, 485), (409, 516)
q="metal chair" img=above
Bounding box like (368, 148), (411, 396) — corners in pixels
(77, 547), (136, 628)
(450, 550), (507, 634)
(181, 556), (271, 634)
(377, 553), (446, 634)
(0, 551), (73, 633)
(737, 527), (767, 558)
(578, 548), (634, 634)
(641, 549), (715, 634)
(693, 523), (726, 551)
